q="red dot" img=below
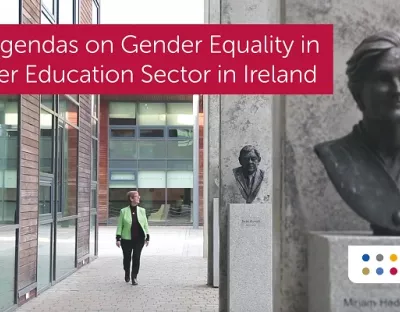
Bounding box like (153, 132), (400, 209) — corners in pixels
(390, 268), (398, 275)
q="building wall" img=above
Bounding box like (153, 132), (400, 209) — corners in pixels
(98, 95), (204, 226)
(15, 0), (99, 308)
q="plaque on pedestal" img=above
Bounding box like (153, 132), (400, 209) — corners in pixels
(308, 232), (400, 312)
(228, 204), (272, 312)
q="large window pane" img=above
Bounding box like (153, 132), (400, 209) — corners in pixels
(91, 95), (98, 118)
(0, 97), (18, 224)
(0, 1), (19, 24)
(59, 124), (78, 217)
(108, 188), (133, 220)
(92, 0), (99, 24)
(39, 185), (52, 216)
(166, 103), (193, 126)
(59, 96), (78, 126)
(168, 128), (193, 138)
(92, 118), (98, 137)
(0, 227), (16, 311)
(137, 103), (166, 126)
(139, 188), (166, 221)
(109, 140), (137, 159)
(110, 128), (135, 138)
(166, 188), (193, 222)
(37, 223), (52, 291)
(56, 219), (76, 279)
(59, 0), (74, 24)
(109, 102), (136, 125)
(167, 140), (193, 159)
(92, 139), (97, 181)
(42, 0), (55, 15)
(40, 109), (53, 174)
(139, 128), (164, 138)
(41, 95), (54, 111)
(138, 171), (166, 188)
(138, 140), (166, 159)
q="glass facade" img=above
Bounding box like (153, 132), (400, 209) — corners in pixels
(108, 101), (194, 224)
(0, 95), (19, 311)
(39, 95), (79, 289)
(90, 95), (99, 258)
(0, 3), (20, 312)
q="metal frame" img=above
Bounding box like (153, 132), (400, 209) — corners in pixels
(90, 94), (99, 257)
(92, 0), (100, 24)
(37, 94), (80, 292)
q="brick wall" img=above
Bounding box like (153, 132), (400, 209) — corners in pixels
(98, 101), (109, 224)
(19, 0), (41, 297)
(18, 95), (40, 293)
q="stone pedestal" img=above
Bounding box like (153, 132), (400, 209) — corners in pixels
(228, 204), (272, 312)
(308, 232), (400, 312)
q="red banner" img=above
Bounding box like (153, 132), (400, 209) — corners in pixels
(0, 24), (333, 94)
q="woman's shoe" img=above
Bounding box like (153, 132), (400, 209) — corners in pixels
(125, 271), (130, 283)
(132, 278), (138, 286)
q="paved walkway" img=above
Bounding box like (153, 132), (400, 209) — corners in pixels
(17, 226), (218, 312)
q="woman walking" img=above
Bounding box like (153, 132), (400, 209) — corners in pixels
(116, 190), (150, 285)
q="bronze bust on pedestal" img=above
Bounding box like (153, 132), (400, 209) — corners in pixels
(315, 31), (400, 235)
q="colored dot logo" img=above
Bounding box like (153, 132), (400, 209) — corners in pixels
(362, 267), (370, 275)
(376, 267), (384, 275)
(376, 254), (384, 261)
(362, 254), (370, 262)
(391, 254), (398, 262)
(390, 267), (398, 275)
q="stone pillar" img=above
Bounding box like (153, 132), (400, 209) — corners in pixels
(218, 2), (280, 311)
(205, 0), (221, 286)
(278, 1), (400, 311)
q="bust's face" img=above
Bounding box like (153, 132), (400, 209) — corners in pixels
(239, 151), (259, 174)
(360, 47), (400, 120)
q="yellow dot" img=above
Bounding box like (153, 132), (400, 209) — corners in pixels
(362, 268), (370, 275)
(390, 254), (398, 262)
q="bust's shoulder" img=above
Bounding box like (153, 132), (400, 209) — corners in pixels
(314, 132), (356, 159)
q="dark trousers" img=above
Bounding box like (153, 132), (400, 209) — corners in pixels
(121, 239), (145, 278)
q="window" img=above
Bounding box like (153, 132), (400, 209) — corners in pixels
(42, 0), (55, 16)
(59, 0), (74, 24)
(0, 1), (20, 24)
(92, 0), (99, 24)
(109, 102), (136, 125)
(59, 95), (79, 126)
(0, 96), (19, 225)
(137, 103), (166, 126)
(167, 103), (193, 126)
(40, 109), (54, 174)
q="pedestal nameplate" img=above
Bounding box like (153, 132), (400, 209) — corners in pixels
(308, 232), (400, 312)
(228, 204), (272, 312)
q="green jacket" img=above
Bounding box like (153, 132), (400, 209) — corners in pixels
(116, 206), (150, 241)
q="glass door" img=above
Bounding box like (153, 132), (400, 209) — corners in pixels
(37, 177), (54, 293)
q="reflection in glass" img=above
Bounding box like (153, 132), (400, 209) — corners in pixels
(41, 95), (54, 111)
(110, 129), (135, 138)
(39, 185), (52, 215)
(166, 188), (193, 222)
(56, 219), (76, 279)
(167, 140), (193, 159)
(138, 141), (166, 159)
(59, 96), (78, 126)
(109, 102), (136, 125)
(108, 188), (132, 219)
(63, 124), (78, 217)
(0, 227), (16, 311)
(109, 140), (137, 159)
(92, 139), (97, 181)
(37, 223), (52, 291)
(137, 103), (166, 126)
(166, 103), (193, 126)
(139, 188), (166, 221)
(0, 96), (18, 224)
(92, 118), (98, 137)
(40, 109), (53, 174)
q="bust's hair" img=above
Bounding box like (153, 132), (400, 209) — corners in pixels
(239, 145), (260, 160)
(346, 30), (400, 109)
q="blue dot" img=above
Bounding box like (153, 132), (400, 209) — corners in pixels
(376, 268), (384, 275)
(362, 254), (370, 261)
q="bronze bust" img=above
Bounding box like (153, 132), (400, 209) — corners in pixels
(233, 145), (264, 204)
(314, 31), (400, 235)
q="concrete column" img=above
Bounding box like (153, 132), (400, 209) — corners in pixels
(205, 0), (221, 286)
(218, 1), (280, 310)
